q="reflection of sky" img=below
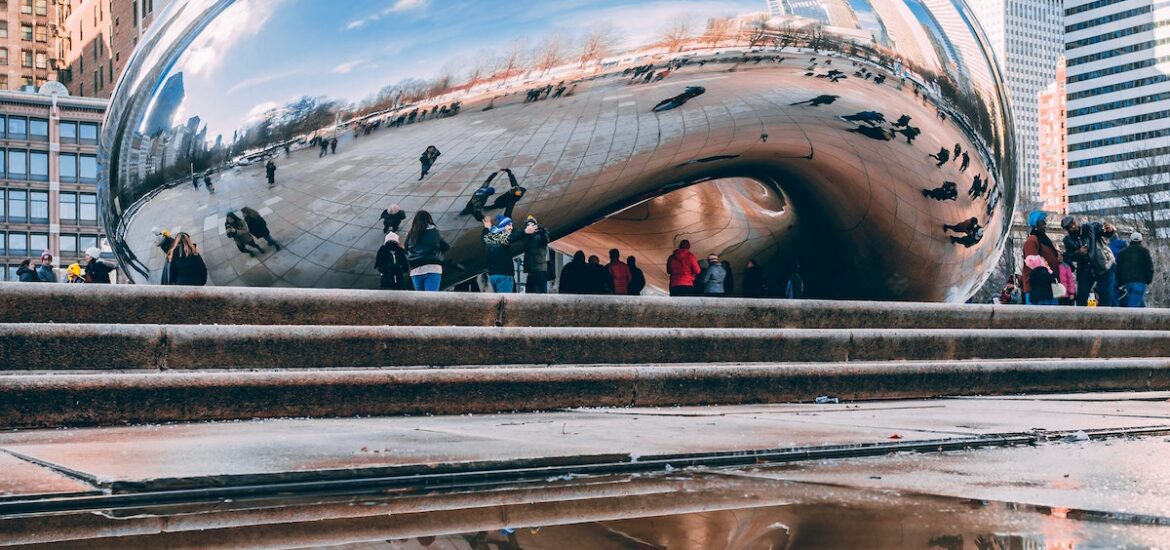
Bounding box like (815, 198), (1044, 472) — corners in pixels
(846, 0), (888, 42)
(903, 0), (959, 73)
(172, 0), (759, 140)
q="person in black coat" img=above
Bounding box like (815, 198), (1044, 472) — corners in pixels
(16, 259), (37, 282)
(379, 204), (406, 233)
(375, 232), (410, 290)
(585, 255), (613, 294)
(265, 160), (276, 187)
(241, 207), (282, 250)
(486, 168), (526, 219)
(419, 145), (441, 180)
(742, 259), (767, 297)
(627, 256), (646, 295)
(84, 246), (114, 283)
(558, 251), (590, 294)
(167, 232), (208, 286)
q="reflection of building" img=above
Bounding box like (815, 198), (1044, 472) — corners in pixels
(0, 88), (107, 280)
(972, 0), (1063, 206)
(1065, 0), (1170, 234)
(143, 72), (184, 137)
(1037, 59), (1066, 214)
(771, 0), (858, 28)
(58, 0), (172, 97)
(0, 0), (67, 91)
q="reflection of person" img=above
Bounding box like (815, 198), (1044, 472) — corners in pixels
(921, 181), (957, 201)
(265, 160), (276, 187)
(203, 173), (215, 194)
(652, 86), (705, 112)
(380, 204), (406, 233)
(959, 152), (970, 172)
(487, 168), (525, 218)
(521, 216), (550, 293)
(241, 207), (282, 251)
(460, 171), (499, 220)
(329, 137), (338, 155)
(225, 211), (265, 256)
(419, 145), (441, 180)
(928, 147), (950, 167)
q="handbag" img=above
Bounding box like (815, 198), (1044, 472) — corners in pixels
(1051, 282), (1068, 299)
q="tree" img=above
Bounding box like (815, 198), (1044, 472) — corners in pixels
(702, 17), (733, 48)
(577, 24), (616, 69)
(533, 35), (564, 76)
(744, 20), (771, 50)
(661, 16), (695, 53)
(1116, 151), (1170, 240)
(497, 38), (529, 88)
(773, 23), (800, 51)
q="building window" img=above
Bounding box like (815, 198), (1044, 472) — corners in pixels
(28, 151), (47, 181)
(21, 76), (33, 88)
(78, 233), (96, 253)
(59, 233), (77, 255)
(34, 0), (46, 16)
(33, 25), (45, 43)
(6, 117), (25, 140)
(79, 193), (96, 222)
(8, 232), (27, 256)
(8, 190), (27, 222)
(59, 153), (77, 182)
(20, 0), (31, 15)
(79, 154), (97, 183)
(0, 21), (7, 39)
(20, 49), (31, 68)
(79, 122), (98, 144)
(7, 150), (27, 180)
(29, 232), (47, 254)
(28, 118), (47, 141)
(20, 24), (31, 41)
(59, 192), (76, 222)
(0, 48), (7, 66)
(29, 191), (47, 222)
(59, 121), (77, 143)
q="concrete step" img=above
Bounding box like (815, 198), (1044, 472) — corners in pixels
(5, 324), (1170, 370)
(5, 282), (1169, 330)
(4, 359), (1169, 428)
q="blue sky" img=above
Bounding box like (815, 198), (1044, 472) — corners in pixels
(170, 0), (762, 140)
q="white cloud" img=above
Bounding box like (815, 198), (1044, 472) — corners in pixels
(344, 0), (429, 30)
(181, 0), (285, 77)
(333, 59), (368, 74)
(246, 101), (281, 122)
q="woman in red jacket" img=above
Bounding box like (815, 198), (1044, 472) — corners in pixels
(666, 239), (701, 296)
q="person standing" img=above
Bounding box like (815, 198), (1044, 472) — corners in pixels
(380, 204), (406, 234)
(698, 253), (728, 296)
(1117, 232), (1154, 307)
(240, 207), (282, 251)
(203, 173), (215, 194)
(84, 247), (115, 283)
(225, 211), (266, 256)
(1024, 255), (1057, 306)
(265, 160), (277, 187)
(1059, 254), (1077, 306)
(742, 259), (767, 297)
(318, 139), (329, 158)
(405, 210), (449, 291)
(558, 251), (589, 294)
(375, 232), (410, 290)
(1021, 211), (1059, 304)
(585, 255), (613, 294)
(330, 137), (338, 155)
(627, 256), (646, 295)
(419, 145), (441, 180)
(66, 263), (85, 283)
(785, 263), (805, 299)
(482, 215), (519, 293)
(1061, 216), (1095, 306)
(166, 232), (208, 286)
(606, 249), (632, 295)
(36, 251), (57, 283)
(521, 215), (550, 293)
(16, 259), (37, 282)
(666, 239), (701, 296)
(721, 260), (735, 296)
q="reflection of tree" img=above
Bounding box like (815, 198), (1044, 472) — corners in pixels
(661, 15), (696, 53)
(703, 18), (734, 48)
(744, 20), (771, 50)
(533, 35), (565, 76)
(235, 95), (340, 153)
(577, 24), (617, 69)
(497, 38), (530, 88)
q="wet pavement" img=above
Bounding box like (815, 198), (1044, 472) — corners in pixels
(3, 392), (1169, 548)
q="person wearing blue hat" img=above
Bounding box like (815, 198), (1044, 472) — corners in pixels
(482, 214), (520, 293)
(1022, 210), (1059, 304)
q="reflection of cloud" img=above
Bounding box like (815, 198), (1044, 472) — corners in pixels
(246, 101), (280, 122)
(226, 69), (309, 95)
(182, 0), (285, 77)
(333, 59), (368, 74)
(346, 0), (429, 30)
(568, 1), (755, 50)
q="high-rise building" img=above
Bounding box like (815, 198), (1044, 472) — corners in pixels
(1065, 0), (1170, 236)
(0, 0), (67, 92)
(58, 0), (170, 98)
(0, 87), (107, 281)
(972, 0), (1063, 207)
(1037, 59), (1067, 214)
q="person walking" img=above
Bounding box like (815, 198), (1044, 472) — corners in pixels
(606, 249), (632, 295)
(375, 232), (410, 290)
(482, 215), (519, 293)
(83, 247), (115, 283)
(419, 145), (441, 180)
(240, 207), (282, 251)
(225, 211), (265, 256)
(380, 204), (406, 234)
(318, 139), (329, 157)
(1117, 232), (1154, 307)
(627, 256), (646, 296)
(697, 253), (728, 296)
(1024, 254), (1058, 306)
(521, 215), (550, 293)
(166, 232), (208, 286)
(329, 137), (338, 155)
(743, 259), (767, 297)
(36, 251), (57, 283)
(405, 210), (449, 291)
(558, 251), (589, 294)
(16, 259), (37, 282)
(203, 173), (216, 194)
(1021, 211), (1059, 304)
(265, 160), (277, 187)
(666, 239), (701, 296)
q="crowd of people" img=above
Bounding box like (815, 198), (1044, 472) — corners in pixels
(12, 248), (117, 285)
(997, 211), (1155, 307)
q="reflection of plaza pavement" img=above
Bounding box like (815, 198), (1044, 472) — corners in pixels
(126, 55), (1001, 298)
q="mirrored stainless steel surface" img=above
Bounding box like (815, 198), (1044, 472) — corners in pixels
(102, 0), (1015, 300)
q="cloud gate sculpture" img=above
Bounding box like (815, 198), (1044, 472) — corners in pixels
(102, 0), (1015, 301)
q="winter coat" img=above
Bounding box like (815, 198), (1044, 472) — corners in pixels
(607, 261), (632, 294)
(482, 227), (520, 276)
(225, 218), (255, 246)
(1021, 232), (1059, 293)
(406, 226), (449, 269)
(244, 214), (272, 239)
(628, 266), (646, 295)
(558, 259), (589, 294)
(380, 210), (406, 230)
(698, 263), (727, 294)
(16, 265), (37, 282)
(85, 259), (113, 284)
(169, 254), (208, 286)
(1027, 266), (1055, 302)
(585, 263), (613, 294)
(1117, 243), (1154, 285)
(666, 248), (701, 287)
(522, 228), (550, 273)
(36, 264), (56, 283)
(1063, 233), (1091, 275)
(375, 242), (410, 289)
(1059, 262), (1077, 298)
(743, 266), (767, 297)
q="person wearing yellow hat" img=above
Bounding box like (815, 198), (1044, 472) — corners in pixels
(66, 263), (84, 283)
